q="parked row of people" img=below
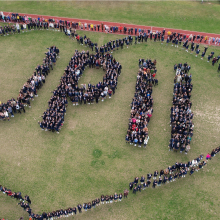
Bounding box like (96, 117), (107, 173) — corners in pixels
(0, 46), (59, 121)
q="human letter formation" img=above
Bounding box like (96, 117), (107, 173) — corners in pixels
(0, 147), (219, 219)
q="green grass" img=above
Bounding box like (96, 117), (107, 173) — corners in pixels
(1, 1), (220, 33)
(0, 27), (220, 219)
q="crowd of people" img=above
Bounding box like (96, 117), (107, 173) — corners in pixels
(1, 11), (220, 73)
(1, 12), (219, 44)
(1, 10), (220, 220)
(0, 19), (138, 127)
(39, 48), (122, 133)
(75, 34), (134, 51)
(1, 146), (219, 219)
(130, 146), (219, 193)
(181, 40), (220, 66)
(3, 19), (219, 73)
(125, 59), (158, 147)
(164, 33), (220, 72)
(0, 46), (59, 121)
(168, 62), (193, 153)
(0, 182), (128, 219)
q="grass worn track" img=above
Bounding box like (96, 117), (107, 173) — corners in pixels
(0, 28), (220, 219)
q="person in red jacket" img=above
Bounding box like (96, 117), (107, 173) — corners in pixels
(108, 88), (112, 98)
(119, 26), (123, 33)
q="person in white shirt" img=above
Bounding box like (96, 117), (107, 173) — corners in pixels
(143, 136), (149, 148)
(67, 29), (71, 37)
(16, 23), (20, 33)
(23, 23), (27, 32)
(4, 110), (9, 121)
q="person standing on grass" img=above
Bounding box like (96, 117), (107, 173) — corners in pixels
(179, 36), (182, 46)
(175, 38), (178, 47)
(137, 184), (142, 192)
(206, 153), (211, 160)
(153, 170), (158, 179)
(83, 203), (88, 211)
(88, 202), (92, 210)
(119, 193), (122, 201)
(212, 57), (217, 66)
(96, 198), (100, 206)
(218, 64), (220, 73)
(166, 36), (170, 45)
(153, 179), (157, 188)
(121, 40), (124, 49)
(77, 204), (82, 213)
(201, 51), (205, 60)
(7, 105), (14, 117)
(190, 167), (195, 175)
(100, 195), (105, 204)
(158, 177), (162, 186)
(105, 195), (110, 204)
(16, 22), (20, 33)
(190, 42), (195, 54)
(114, 193), (118, 202)
(133, 186), (137, 194)
(140, 175), (145, 184)
(195, 49), (200, 57)
(135, 35), (137, 44)
(161, 35), (164, 44)
(204, 46), (208, 55)
(72, 207), (77, 215)
(124, 189), (129, 198)
(195, 43), (199, 51)
(129, 182), (133, 190)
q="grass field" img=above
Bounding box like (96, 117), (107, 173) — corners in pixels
(0, 2), (220, 220)
(0, 27), (220, 219)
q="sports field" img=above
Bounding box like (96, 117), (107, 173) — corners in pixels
(0, 1), (220, 220)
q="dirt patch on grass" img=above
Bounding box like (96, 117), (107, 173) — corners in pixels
(194, 105), (220, 131)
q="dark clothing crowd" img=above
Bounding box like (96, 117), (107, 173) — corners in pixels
(1, 146), (219, 219)
(0, 184), (128, 219)
(39, 48), (122, 133)
(130, 147), (219, 193)
(74, 34), (134, 52)
(169, 63), (193, 153)
(0, 46), (59, 121)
